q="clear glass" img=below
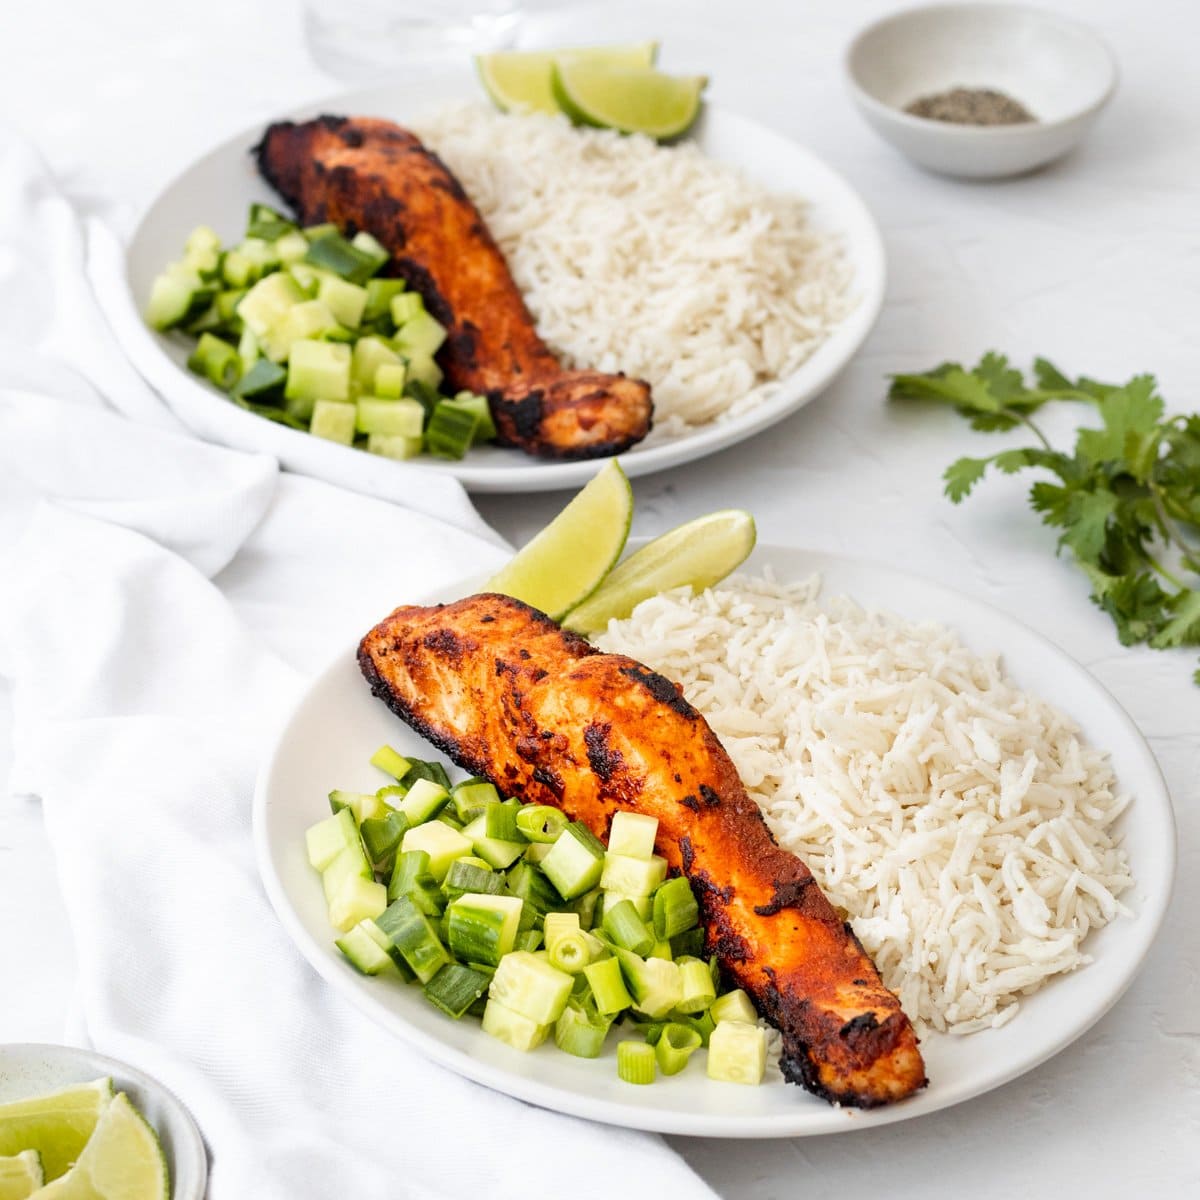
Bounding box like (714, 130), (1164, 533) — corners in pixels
(303, 0), (523, 80)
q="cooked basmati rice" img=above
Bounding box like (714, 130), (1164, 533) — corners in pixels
(413, 104), (854, 441)
(595, 574), (1134, 1034)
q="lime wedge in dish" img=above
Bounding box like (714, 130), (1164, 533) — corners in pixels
(0, 1151), (44, 1200)
(550, 62), (707, 139)
(33, 1093), (167, 1200)
(485, 459), (633, 619)
(0, 1079), (113, 1183)
(476, 42), (659, 114)
(563, 509), (756, 634)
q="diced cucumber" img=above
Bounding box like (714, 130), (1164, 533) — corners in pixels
(304, 222), (339, 241)
(318, 275), (368, 329)
(403, 351), (444, 393)
(447, 893), (523, 966)
(351, 335), (404, 392)
(144, 266), (207, 330)
(237, 272), (305, 338)
(370, 744), (411, 781)
(603, 891), (653, 921)
(390, 291), (426, 327)
(602, 898), (655, 956)
(481, 997), (550, 1052)
(388, 849), (445, 915)
(246, 203), (296, 241)
(336, 918), (401, 976)
(395, 310), (447, 358)
(401, 821), (474, 882)
(322, 841), (372, 906)
(374, 362), (407, 398)
(236, 328), (261, 371)
(377, 896), (451, 983)
(359, 810), (410, 871)
(356, 397), (425, 438)
(183, 225), (222, 277)
(328, 873), (388, 932)
(309, 399), (356, 445)
(541, 822), (606, 900)
(615, 948), (682, 1019)
(675, 956), (717, 1014)
(425, 399), (479, 460)
(600, 853), (667, 897)
(709, 989), (758, 1025)
(287, 262), (327, 297)
(706, 1020), (766, 1085)
(653, 875), (699, 940)
(262, 299), (341, 363)
(424, 962), (491, 1018)
(285, 340), (351, 418)
(364, 278), (407, 323)
(274, 230), (310, 264)
(397, 777), (450, 825)
(447, 392), (497, 442)
(607, 812), (659, 860)
(462, 813), (526, 870)
(367, 433), (424, 461)
(351, 230), (390, 274)
(442, 858), (504, 902)
(305, 807), (359, 872)
(488, 950), (573, 1024)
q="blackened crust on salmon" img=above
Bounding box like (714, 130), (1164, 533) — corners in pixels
(753, 875), (819, 917)
(583, 723), (622, 781)
(618, 665), (697, 718)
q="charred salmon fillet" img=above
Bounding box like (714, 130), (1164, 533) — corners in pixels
(358, 593), (927, 1107)
(255, 115), (653, 460)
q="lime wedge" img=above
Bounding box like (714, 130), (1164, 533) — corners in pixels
(476, 42), (659, 114)
(0, 1151), (44, 1200)
(33, 1093), (167, 1200)
(551, 62), (707, 139)
(563, 509), (756, 634)
(0, 1079), (113, 1182)
(485, 459), (633, 618)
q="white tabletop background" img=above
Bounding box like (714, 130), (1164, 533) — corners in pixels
(2, 0), (1197, 1195)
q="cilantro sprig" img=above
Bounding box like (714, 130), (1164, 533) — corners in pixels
(890, 354), (1200, 683)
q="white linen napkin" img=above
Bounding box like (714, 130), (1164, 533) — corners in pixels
(0, 133), (718, 1199)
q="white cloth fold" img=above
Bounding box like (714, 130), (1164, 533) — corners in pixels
(0, 131), (716, 1199)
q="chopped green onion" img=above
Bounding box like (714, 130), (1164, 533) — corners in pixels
(387, 850), (445, 915)
(654, 1022), (702, 1076)
(710, 989), (758, 1025)
(375, 896), (451, 984)
(441, 858), (503, 901)
(555, 1001), (610, 1059)
(669, 1008), (716, 1048)
(602, 898), (655, 956)
(516, 805), (569, 844)
(364, 278), (407, 323)
(571, 887), (603, 931)
(602, 891), (652, 921)
(400, 821), (473, 882)
(452, 778), (500, 822)
(402, 759), (453, 791)
(351, 230), (390, 274)
(484, 800), (525, 842)
(370, 745), (412, 781)
(647, 939), (674, 961)
(614, 947), (682, 1019)
(423, 962), (492, 1018)
(462, 813), (526, 870)
(675, 956), (717, 1015)
(515, 928), (544, 953)
(706, 1020), (766, 1085)
(506, 861), (562, 917)
(669, 927), (706, 959)
(653, 876), (700, 940)
(543, 912), (592, 973)
(304, 231), (382, 284)
(231, 356), (286, 400)
(583, 956), (634, 1015)
(617, 1041), (656, 1085)
(246, 203), (296, 241)
(187, 333), (242, 389)
(328, 789), (391, 824)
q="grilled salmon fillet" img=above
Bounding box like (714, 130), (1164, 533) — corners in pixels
(358, 593), (927, 1107)
(255, 115), (653, 460)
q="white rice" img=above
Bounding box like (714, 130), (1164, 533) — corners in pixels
(412, 103), (855, 440)
(595, 575), (1134, 1034)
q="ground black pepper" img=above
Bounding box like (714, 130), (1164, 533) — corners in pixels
(904, 87), (1036, 126)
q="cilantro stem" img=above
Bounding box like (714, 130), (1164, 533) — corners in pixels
(1149, 484), (1200, 577)
(1003, 408), (1054, 452)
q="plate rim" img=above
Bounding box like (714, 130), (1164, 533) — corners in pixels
(252, 544), (1176, 1137)
(109, 76), (886, 494)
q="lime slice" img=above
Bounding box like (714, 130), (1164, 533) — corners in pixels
(33, 1093), (167, 1200)
(485, 459), (633, 619)
(562, 509), (756, 634)
(0, 1151), (44, 1200)
(551, 62), (707, 139)
(0, 1079), (113, 1183)
(476, 42), (659, 114)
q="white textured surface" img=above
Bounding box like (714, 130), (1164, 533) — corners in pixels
(1, 0), (1197, 1196)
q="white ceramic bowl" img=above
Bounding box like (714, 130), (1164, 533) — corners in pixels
(845, 3), (1117, 178)
(0, 1044), (207, 1198)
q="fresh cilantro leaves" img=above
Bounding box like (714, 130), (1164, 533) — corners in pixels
(890, 354), (1200, 683)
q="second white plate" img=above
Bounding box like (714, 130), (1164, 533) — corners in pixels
(252, 545), (1174, 1137)
(108, 73), (884, 493)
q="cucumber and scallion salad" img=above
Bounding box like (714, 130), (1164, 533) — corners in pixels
(144, 205), (496, 461)
(306, 745), (768, 1086)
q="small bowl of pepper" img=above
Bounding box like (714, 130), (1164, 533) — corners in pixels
(845, 3), (1117, 179)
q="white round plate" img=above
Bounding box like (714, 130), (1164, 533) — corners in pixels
(109, 73), (885, 493)
(0, 1043), (207, 1197)
(253, 545), (1174, 1137)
